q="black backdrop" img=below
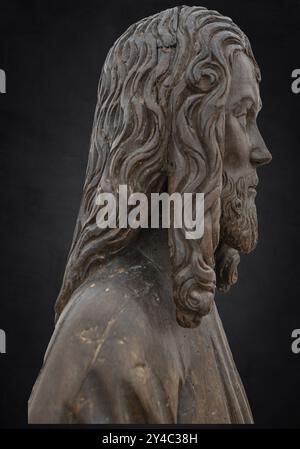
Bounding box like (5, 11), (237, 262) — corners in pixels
(0, 0), (299, 428)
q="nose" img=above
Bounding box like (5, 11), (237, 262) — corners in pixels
(250, 129), (272, 168)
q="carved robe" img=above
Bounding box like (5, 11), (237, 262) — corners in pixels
(29, 230), (253, 424)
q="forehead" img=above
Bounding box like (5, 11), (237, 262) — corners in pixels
(227, 52), (260, 109)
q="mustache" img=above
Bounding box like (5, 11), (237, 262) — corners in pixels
(221, 172), (258, 209)
(222, 171), (259, 190)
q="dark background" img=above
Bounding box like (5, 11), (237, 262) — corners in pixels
(0, 0), (299, 428)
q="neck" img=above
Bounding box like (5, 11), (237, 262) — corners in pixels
(135, 228), (172, 278)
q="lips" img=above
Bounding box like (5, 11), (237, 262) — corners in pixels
(247, 174), (258, 196)
(248, 173), (259, 190)
(248, 183), (257, 190)
(248, 186), (257, 195)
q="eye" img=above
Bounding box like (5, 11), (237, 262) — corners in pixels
(235, 107), (255, 130)
(232, 100), (256, 131)
(237, 112), (247, 129)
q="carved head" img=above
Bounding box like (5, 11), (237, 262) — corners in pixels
(55, 6), (271, 327)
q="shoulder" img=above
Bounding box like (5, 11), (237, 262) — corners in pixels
(50, 249), (173, 362)
(29, 251), (180, 423)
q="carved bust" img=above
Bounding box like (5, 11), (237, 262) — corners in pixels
(29, 6), (271, 424)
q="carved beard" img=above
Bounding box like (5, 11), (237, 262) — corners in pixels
(220, 172), (258, 254)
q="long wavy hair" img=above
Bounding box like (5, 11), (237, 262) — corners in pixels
(55, 6), (260, 327)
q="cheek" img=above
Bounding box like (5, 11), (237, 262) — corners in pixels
(224, 115), (251, 171)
